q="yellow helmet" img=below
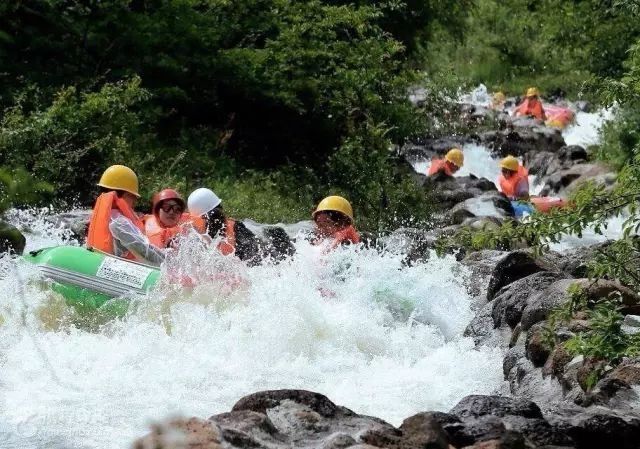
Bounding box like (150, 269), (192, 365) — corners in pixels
(500, 155), (519, 172)
(525, 87), (539, 98)
(493, 91), (506, 103)
(445, 148), (464, 168)
(97, 165), (140, 197)
(313, 195), (354, 223)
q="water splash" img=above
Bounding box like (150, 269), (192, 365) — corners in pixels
(0, 211), (505, 448)
(563, 108), (614, 148)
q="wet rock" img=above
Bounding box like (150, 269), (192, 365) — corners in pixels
(492, 271), (567, 329)
(487, 251), (559, 301)
(591, 357), (640, 403)
(503, 345), (526, 378)
(564, 412), (640, 449)
(232, 390), (345, 418)
(450, 415), (507, 447)
(543, 345), (574, 378)
(399, 412), (449, 449)
(464, 302), (497, 345)
(320, 433), (357, 449)
(540, 162), (616, 197)
(525, 322), (552, 367)
(450, 395), (543, 420)
(425, 174), (498, 213)
(622, 315), (640, 335)
(553, 243), (612, 278)
(0, 220), (26, 255)
(479, 126), (565, 158)
(525, 146), (587, 181)
(525, 151), (565, 178)
(500, 415), (567, 446)
(520, 278), (640, 331)
(133, 417), (224, 449)
(461, 250), (507, 280)
(448, 192), (514, 224)
(400, 137), (470, 162)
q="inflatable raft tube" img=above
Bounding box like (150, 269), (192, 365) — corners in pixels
(531, 196), (567, 213)
(545, 105), (575, 129)
(24, 246), (160, 315)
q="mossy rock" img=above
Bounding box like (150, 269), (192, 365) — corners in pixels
(0, 220), (26, 255)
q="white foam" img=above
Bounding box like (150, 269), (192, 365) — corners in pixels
(563, 108), (614, 148)
(0, 212), (505, 448)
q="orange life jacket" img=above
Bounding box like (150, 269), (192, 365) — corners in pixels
(428, 158), (455, 177)
(514, 98), (546, 120)
(499, 165), (529, 200)
(217, 219), (236, 256)
(143, 213), (190, 248)
(86, 191), (144, 260)
(314, 225), (360, 251)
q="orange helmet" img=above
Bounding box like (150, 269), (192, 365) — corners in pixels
(152, 189), (185, 214)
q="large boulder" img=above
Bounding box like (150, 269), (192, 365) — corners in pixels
(424, 174), (497, 213)
(450, 395), (543, 420)
(539, 162), (616, 197)
(449, 395), (568, 447)
(486, 251), (560, 301)
(560, 411), (640, 449)
(448, 192), (514, 225)
(0, 220), (26, 255)
(521, 279), (640, 330)
(479, 126), (565, 158)
(492, 271), (568, 329)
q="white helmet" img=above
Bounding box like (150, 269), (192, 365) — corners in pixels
(187, 188), (222, 217)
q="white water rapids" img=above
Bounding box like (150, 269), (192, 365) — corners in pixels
(0, 213), (505, 449)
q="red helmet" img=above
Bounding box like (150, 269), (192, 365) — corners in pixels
(152, 189), (185, 214)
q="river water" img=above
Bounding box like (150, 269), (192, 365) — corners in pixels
(0, 216), (505, 448)
(0, 88), (617, 449)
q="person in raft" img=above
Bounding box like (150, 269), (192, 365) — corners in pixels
(427, 148), (464, 177)
(86, 165), (165, 266)
(513, 87), (546, 121)
(143, 189), (188, 249)
(186, 188), (261, 264)
(312, 196), (360, 250)
(498, 155), (530, 201)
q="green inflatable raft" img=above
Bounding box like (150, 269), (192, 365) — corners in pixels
(24, 246), (160, 315)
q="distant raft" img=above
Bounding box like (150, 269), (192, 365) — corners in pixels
(511, 196), (568, 218)
(24, 246), (160, 316)
(545, 105), (576, 129)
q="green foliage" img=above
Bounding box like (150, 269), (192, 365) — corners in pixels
(427, 0), (640, 98)
(542, 285), (640, 388)
(0, 167), (53, 214)
(596, 106), (640, 169)
(326, 123), (435, 231)
(0, 78), (152, 202)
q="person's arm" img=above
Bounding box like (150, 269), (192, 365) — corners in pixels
(109, 215), (166, 266)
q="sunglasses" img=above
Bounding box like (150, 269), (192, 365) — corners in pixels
(160, 202), (184, 214)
